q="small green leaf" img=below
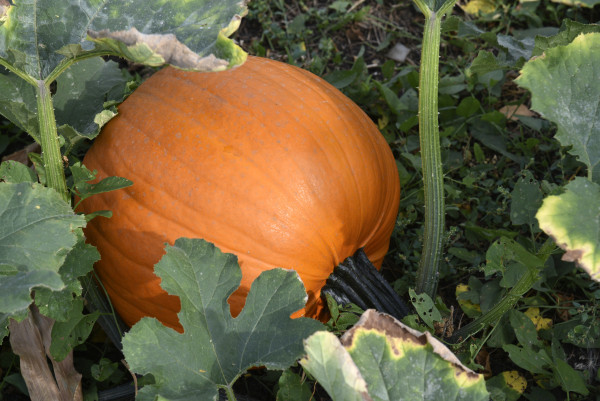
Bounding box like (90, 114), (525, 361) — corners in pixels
(0, 160), (36, 183)
(122, 238), (323, 401)
(552, 358), (589, 395)
(300, 331), (370, 401)
(502, 344), (552, 375)
(70, 162), (133, 203)
(276, 369), (313, 401)
(409, 288), (442, 329)
(456, 97), (481, 118)
(510, 171), (543, 229)
(467, 50), (507, 77)
(516, 33), (600, 183)
(49, 300), (100, 362)
(508, 309), (541, 348)
(536, 178), (600, 281)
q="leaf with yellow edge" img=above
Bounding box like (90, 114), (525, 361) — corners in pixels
(536, 178), (600, 282)
(302, 310), (489, 401)
(524, 308), (553, 331)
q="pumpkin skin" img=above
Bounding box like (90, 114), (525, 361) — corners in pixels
(79, 56), (400, 331)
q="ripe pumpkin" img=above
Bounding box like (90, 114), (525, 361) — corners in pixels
(79, 56), (400, 332)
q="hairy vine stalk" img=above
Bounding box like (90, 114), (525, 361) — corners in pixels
(412, 0), (456, 298)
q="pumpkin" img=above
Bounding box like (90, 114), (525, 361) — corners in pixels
(79, 56), (400, 332)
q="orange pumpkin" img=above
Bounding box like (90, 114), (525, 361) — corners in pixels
(79, 56), (400, 332)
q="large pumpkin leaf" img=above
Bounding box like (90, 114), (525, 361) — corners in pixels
(516, 33), (600, 184)
(536, 178), (600, 281)
(0, 182), (86, 333)
(121, 238), (324, 401)
(301, 310), (490, 401)
(0, 0), (247, 80)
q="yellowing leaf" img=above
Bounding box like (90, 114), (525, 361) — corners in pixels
(524, 307), (553, 331)
(502, 370), (527, 394)
(456, 283), (481, 318)
(463, 0), (496, 15)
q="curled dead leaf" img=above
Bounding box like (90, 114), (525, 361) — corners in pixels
(88, 27), (229, 71)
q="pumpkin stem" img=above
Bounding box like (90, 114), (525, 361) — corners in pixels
(322, 249), (410, 320)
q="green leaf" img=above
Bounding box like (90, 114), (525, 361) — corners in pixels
(510, 171), (543, 229)
(508, 309), (541, 348)
(467, 50), (507, 77)
(0, 72), (39, 141)
(300, 331), (370, 401)
(70, 162), (132, 203)
(552, 358), (589, 395)
(536, 178), (600, 281)
(0, 160), (36, 183)
(409, 288), (443, 329)
(302, 310), (489, 401)
(54, 58), (130, 140)
(532, 20), (600, 57)
(484, 237), (545, 278)
(35, 235), (99, 321)
(0, 182), (85, 319)
(0, 1), (248, 80)
(276, 369), (313, 401)
(49, 303), (100, 362)
(122, 238), (323, 401)
(516, 33), (600, 183)
(502, 344), (552, 375)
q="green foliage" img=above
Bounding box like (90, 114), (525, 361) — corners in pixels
(0, 182), (86, 326)
(1, 0), (600, 399)
(122, 238), (323, 400)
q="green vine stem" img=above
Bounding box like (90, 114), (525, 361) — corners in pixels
(36, 79), (68, 201)
(412, 0), (456, 298)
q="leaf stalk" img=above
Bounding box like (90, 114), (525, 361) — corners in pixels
(414, 5), (452, 298)
(36, 80), (68, 201)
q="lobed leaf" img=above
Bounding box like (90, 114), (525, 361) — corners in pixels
(121, 238), (323, 401)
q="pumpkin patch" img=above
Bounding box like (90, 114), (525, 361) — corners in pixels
(79, 56), (400, 331)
